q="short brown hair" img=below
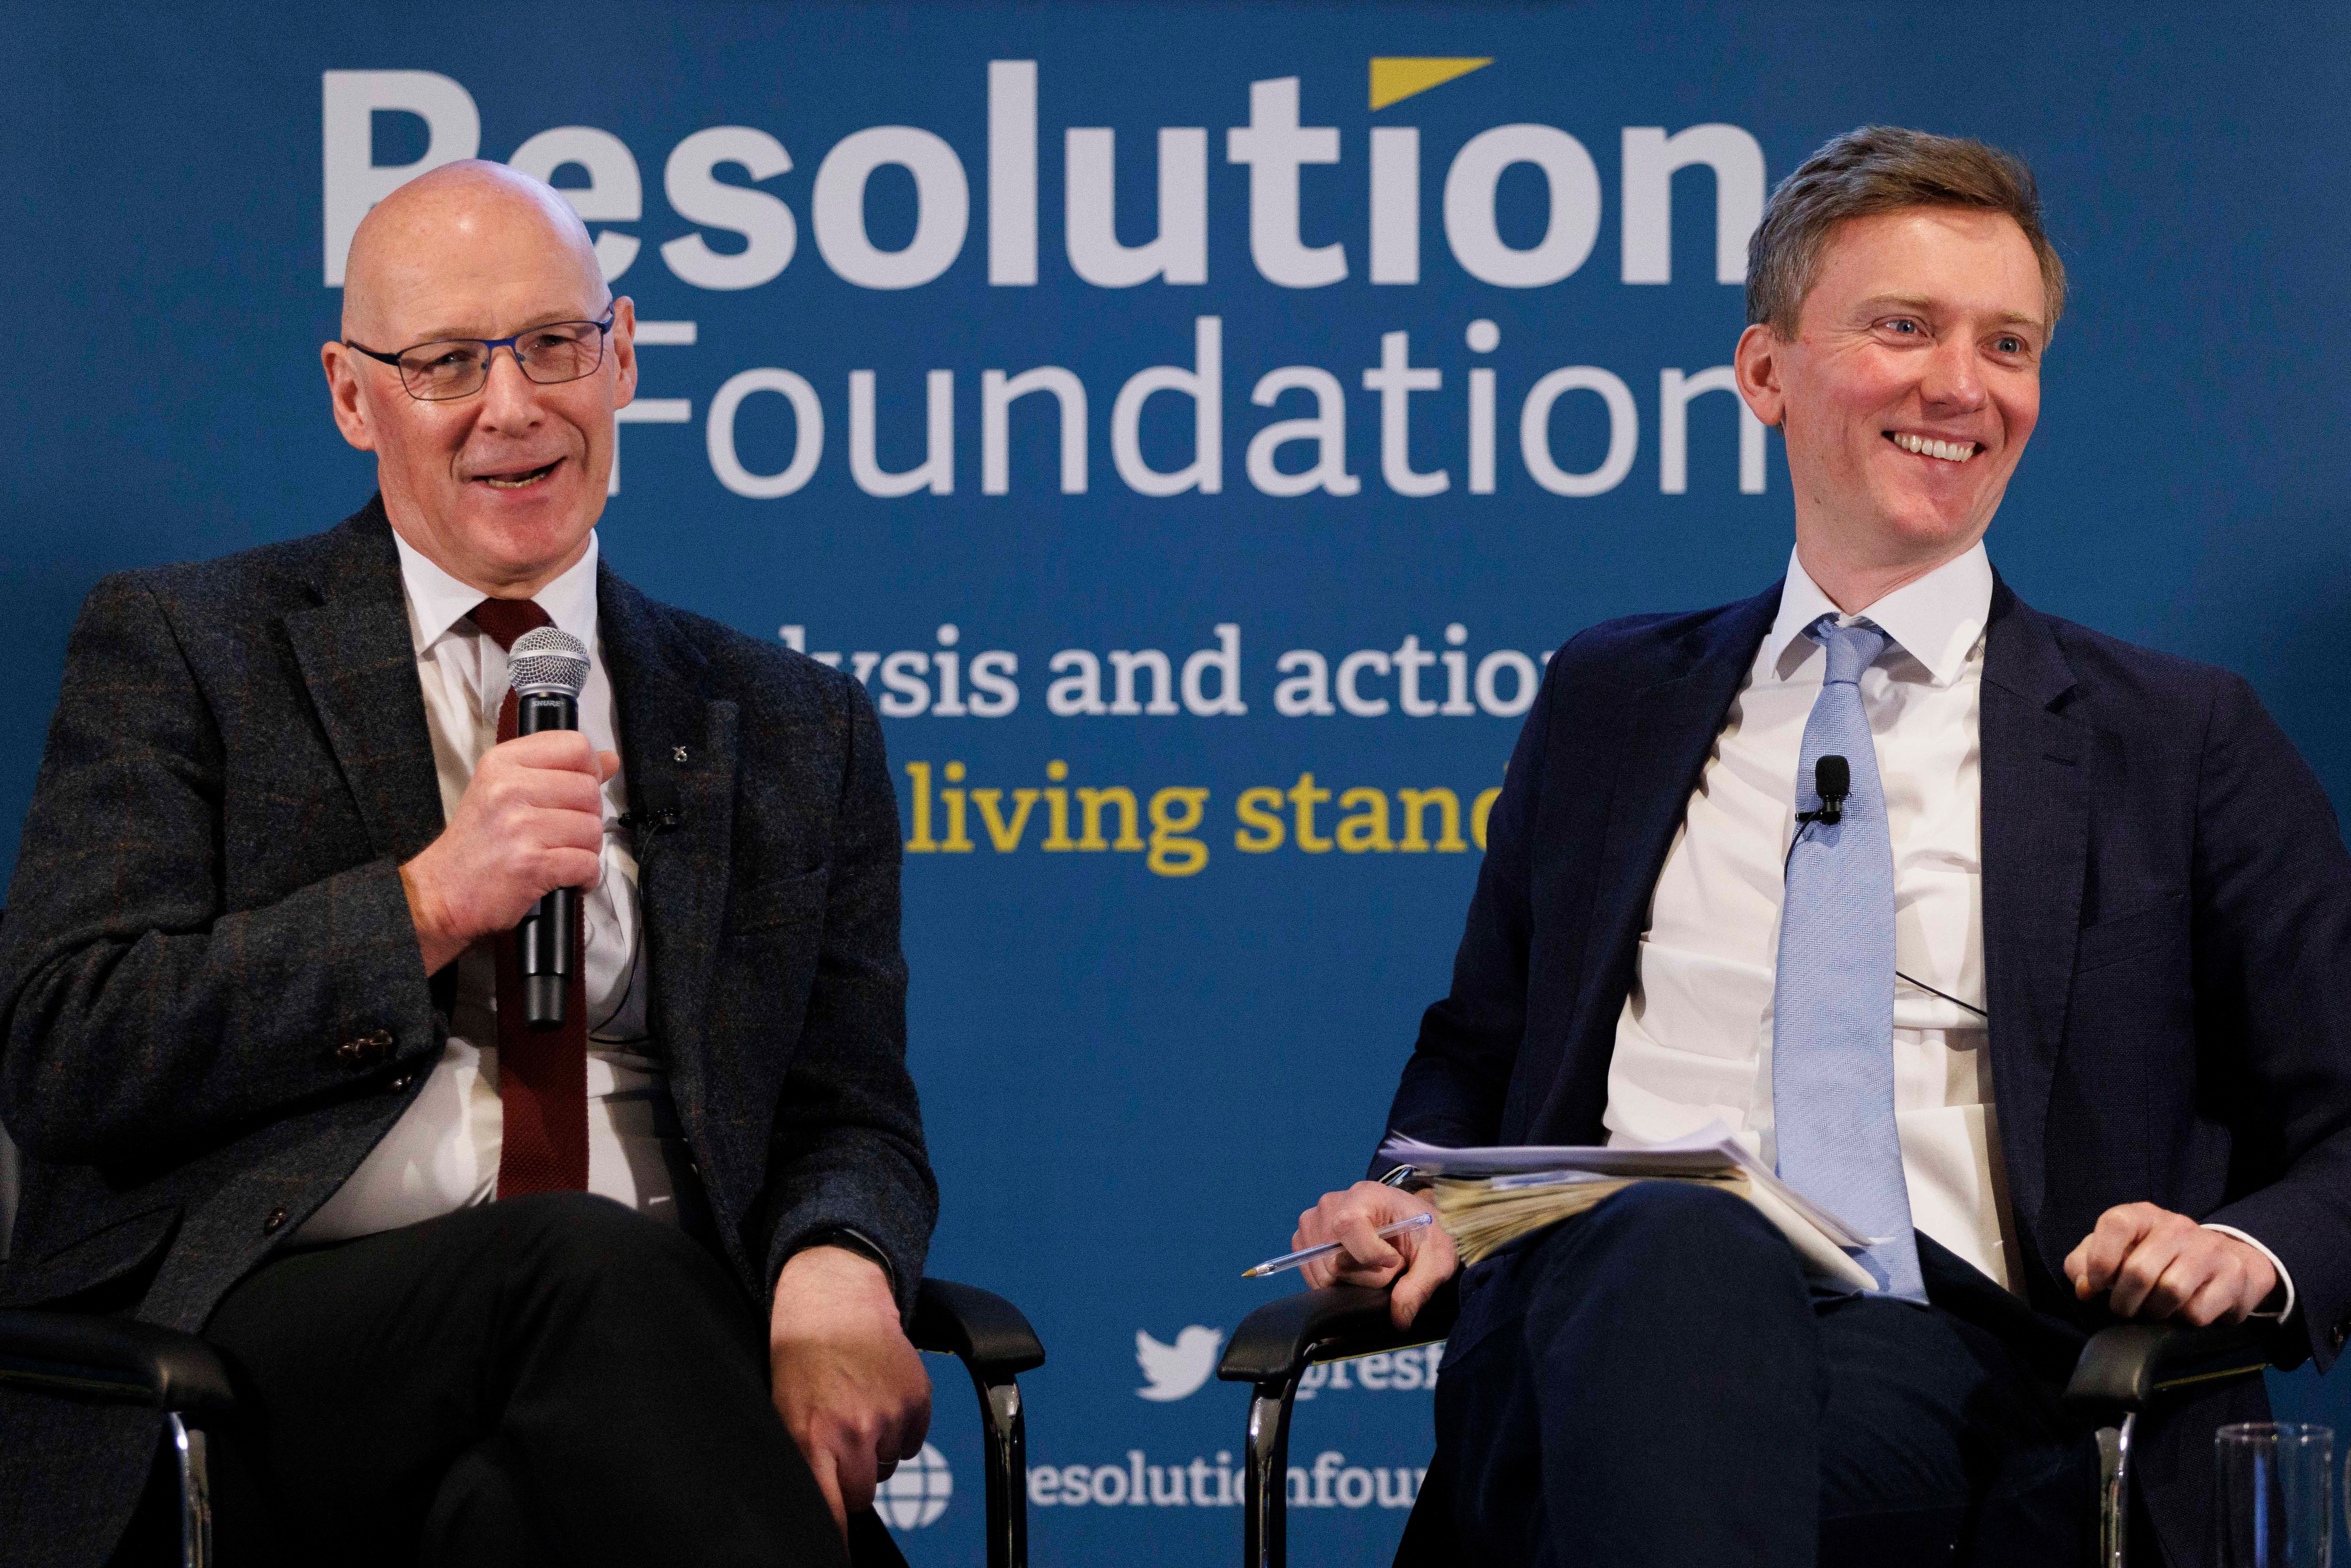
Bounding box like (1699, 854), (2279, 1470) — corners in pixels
(1745, 126), (2066, 336)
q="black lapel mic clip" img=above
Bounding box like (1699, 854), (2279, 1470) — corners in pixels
(1795, 754), (1850, 827)
(620, 775), (685, 850)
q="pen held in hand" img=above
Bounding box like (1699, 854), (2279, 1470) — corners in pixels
(1243, 1211), (1436, 1278)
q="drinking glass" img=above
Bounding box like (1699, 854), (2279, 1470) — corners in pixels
(2217, 1422), (2333, 1567)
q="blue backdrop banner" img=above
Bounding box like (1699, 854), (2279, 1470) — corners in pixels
(8, 4), (2351, 1563)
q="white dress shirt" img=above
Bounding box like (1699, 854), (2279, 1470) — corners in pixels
(1604, 542), (2293, 1312)
(300, 531), (697, 1241)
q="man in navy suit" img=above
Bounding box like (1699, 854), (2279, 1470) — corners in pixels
(1292, 126), (2351, 1565)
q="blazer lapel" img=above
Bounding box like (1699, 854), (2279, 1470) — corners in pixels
(1977, 577), (2088, 1241)
(1527, 586), (1781, 1141)
(280, 500), (445, 863)
(598, 566), (737, 1150)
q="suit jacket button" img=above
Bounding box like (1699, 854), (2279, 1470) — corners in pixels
(2331, 1322), (2347, 1352)
(262, 1205), (289, 1235)
(389, 1072), (414, 1092)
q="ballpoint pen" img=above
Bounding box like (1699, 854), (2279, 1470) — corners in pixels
(1242, 1212), (1436, 1278)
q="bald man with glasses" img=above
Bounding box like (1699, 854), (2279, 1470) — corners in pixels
(0, 162), (931, 1568)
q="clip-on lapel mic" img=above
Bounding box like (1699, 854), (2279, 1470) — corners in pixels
(1795, 754), (1850, 827)
(620, 771), (684, 856)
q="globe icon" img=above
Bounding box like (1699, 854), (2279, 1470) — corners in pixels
(876, 1442), (954, 1529)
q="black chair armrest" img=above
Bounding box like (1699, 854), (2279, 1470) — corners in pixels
(1218, 1279), (1461, 1568)
(0, 1308), (237, 1421)
(2062, 1320), (2268, 1424)
(910, 1277), (1046, 1379)
(909, 1279), (1041, 1568)
(1217, 1276), (1461, 1386)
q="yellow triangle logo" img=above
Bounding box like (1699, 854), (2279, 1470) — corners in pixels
(1369, 56), (1493, 111)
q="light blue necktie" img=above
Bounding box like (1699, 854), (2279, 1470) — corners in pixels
(1771, 616), (1926, 1302)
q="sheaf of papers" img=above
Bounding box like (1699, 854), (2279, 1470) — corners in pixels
(1379, 1121), (1879, 1292)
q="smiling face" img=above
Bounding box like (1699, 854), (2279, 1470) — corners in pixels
(1734, 205), (2047, 603)
(321, 162), (636, 597)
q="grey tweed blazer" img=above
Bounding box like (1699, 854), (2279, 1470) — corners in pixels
(0, 498), (934, 1568)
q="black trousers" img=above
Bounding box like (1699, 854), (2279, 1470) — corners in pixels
(170, 1193), (887, 1568)
(1435, 1182), (2098, 1567)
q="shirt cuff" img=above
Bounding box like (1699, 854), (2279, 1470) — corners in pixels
(2202, 1223), (2296, 1321)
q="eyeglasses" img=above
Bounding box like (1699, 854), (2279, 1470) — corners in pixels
(344, 313), (617, 402)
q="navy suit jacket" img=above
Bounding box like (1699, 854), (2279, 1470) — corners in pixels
(1383, 574), (2351, 1552)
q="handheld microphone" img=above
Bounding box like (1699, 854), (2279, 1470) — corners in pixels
(508, 626), (593, 1031)
(1802, 754), (1851, 826)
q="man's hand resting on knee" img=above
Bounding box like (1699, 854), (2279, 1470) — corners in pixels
(1293, 1183), (1457, 1330)
(2064, 1203), (2282, 1325)
(769, 1245), (933, 1537)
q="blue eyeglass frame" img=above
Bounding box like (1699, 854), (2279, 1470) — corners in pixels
(343, 311), (618, 401)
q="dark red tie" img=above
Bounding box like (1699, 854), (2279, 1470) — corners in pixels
(469, 598), (590, 1197)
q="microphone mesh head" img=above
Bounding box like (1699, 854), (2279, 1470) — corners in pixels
(507, 626), (591, 699)
(1814, 754), (1850, 797)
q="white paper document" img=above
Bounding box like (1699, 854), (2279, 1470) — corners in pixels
(1378, 1122), (1881, 1292)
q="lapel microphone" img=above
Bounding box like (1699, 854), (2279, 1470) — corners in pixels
(1798, 754), (1850, 826)
(619, 773), (684, 845)
(1784, 750), (1985, 1018)
(508, 627), (592, 1031)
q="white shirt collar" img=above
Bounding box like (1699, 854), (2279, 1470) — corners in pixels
(391, 528), (601, 656)
(1767, 540), (1992, 688)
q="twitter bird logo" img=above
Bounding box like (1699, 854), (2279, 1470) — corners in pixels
(1136, 1325), (1225, 1402)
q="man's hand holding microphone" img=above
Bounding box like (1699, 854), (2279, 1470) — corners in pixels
(398, 727), (617, 977)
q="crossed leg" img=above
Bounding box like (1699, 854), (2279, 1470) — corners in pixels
(1433, 1182), (2092, 1567)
